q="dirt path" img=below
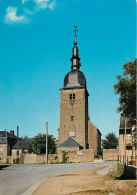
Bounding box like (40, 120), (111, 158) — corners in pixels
(33, 166), (110, 195)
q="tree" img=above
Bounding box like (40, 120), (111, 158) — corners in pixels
(114, 59), (136, 124)
(62, 151), (69, 163)
(28, 133), (56, 154)
(102, 132), (118, 149)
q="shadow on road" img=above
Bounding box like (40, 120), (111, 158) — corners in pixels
(0, 165), (11, 170)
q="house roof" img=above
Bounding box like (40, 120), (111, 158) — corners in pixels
(0, 131), (17, 144)
(12, 138), (32, 150)
(58, 137), (83, 148)
(0, 131), (7, 137)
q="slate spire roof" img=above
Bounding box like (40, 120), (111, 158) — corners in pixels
(63, 27), (86, 90)
(58, 137), (83, 149)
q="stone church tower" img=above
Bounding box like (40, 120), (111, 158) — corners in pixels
(58, 34), (89, 149)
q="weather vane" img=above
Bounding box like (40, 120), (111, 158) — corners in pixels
(73, 25), (78, 36)
(70, 26), (78, 45)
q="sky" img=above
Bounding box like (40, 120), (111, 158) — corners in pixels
(0, 0), (136, 139)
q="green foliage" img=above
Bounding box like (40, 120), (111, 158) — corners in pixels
(62, 151), (69, 163)
(28, 133), (56, 154)
(114, 59), (136, 124)
(102, 132), (118, 149)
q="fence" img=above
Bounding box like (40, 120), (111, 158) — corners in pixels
(117, 155), (136, 166)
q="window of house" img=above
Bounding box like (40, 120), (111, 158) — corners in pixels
(71, 116), (74, 121)
(69, 94), (75, 100)
(70, 94), (72, 100)
(0, 147), (3, 152)
(70, 94), (75, 106)
(0, 156), (3, 160)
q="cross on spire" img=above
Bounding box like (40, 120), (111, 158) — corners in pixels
(73, 25), (78, 36)
(73, 26), (78, 45)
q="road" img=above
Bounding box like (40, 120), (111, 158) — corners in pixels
(0, 161), (115, 195)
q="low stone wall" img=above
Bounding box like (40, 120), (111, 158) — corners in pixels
(105, 180), (136, 194)
(106, 163), (137, 194)
(20, 153), (57, 164)
(108, 162), (137, 180)
(24, 154), (37, 164)
(103, 149), (119, 161)
(57, 148), (94, 163)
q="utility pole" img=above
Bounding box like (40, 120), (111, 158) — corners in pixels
(132, 125), (136, 162)
(124, 117), (127, 165)
(46, 122), (48, 164)
(17, 126), (19, 163)
(124, 59), (129, 165)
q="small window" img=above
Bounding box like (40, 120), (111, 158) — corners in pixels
(69, 131), (76, 137)
(0, 147), (3, 152)
(0, 156), (3, 160)
(71, 116), (74, 121)
(69, 94), (75, 100)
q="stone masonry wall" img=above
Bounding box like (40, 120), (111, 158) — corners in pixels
(12, 149), (23, 159)
(119, 134), (132, 158)
(24, 154), (37, 164)
(88, 121), (97, 155)
(0, 144), (7, 164)
(19, 153), (57, 164)
(103, 149), (119, 161)
(59, 89), (87, 149)
(57, 148), (94, 163)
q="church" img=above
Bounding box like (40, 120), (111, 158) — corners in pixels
(57, 28), (101, 161)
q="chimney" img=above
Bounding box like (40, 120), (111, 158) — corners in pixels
(10, 130), (14, 136)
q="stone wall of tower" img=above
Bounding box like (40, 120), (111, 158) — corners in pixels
(88, 121), (97, 155)
(58, 88), (88, 149)
(88, 121), (101, 155)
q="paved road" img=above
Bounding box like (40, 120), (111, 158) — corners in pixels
(0, 161), (116, 195)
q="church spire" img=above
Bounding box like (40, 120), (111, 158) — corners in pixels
(70, 26), (81, 70)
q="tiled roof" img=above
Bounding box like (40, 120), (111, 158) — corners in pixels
(0, 131), (17, 144)
(12, 138), (33, 150)
(0, 137), (7, 144)
(0, 131), (17, 138)
(0, 131), (7, 137)
(58, 137), (83, 149)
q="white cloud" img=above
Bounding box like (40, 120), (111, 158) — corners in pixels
(4, 0), (56, 24)
(5, 7), (28, 24)
(24, 7), (34, 15)
(22, 0), (28, 4)
(34, 0), (49, 9)
(48, 0), (56, 10)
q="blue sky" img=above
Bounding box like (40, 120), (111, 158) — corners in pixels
(0, 0), (136, 139)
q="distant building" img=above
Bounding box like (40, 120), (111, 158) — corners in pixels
(12, 138), (32, 161)
(58, 31), (101, 158)
(119, 115), (133, 161)
(0, 130), (18, 164)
